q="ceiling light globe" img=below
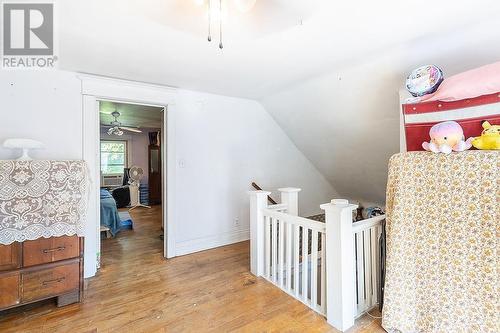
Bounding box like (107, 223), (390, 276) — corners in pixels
(234, 0), (256, 13)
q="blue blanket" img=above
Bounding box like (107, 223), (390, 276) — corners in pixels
(100, 189), (122, 237)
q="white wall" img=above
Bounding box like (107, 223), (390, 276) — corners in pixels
(0, 70), (337, 275)
(0, 71), (82, 159)
(173, 90), (337, 254)
(261, 60), (400, 206)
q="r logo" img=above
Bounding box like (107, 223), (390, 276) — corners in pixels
(3, 3), (53, 56)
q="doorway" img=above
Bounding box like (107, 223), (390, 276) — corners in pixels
(81, 75), (177, 278)
(98, 101), (165, 266)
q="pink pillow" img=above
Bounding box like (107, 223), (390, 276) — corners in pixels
(419, 61), (500, 102)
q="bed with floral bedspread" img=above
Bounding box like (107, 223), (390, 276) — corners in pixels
(382, 151), (499, 333)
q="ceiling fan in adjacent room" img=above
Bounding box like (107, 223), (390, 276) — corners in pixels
(101, 111), (142, 136)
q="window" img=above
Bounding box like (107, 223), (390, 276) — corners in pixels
(100, 141), (127, 174)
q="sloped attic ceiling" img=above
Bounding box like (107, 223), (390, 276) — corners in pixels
(59, 0), (500, 204)
(261, 19), (500, 204)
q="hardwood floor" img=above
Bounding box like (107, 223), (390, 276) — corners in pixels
(0, 205), (384, 332)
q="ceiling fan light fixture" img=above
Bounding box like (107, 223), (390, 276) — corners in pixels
(102, 109), (141, 135)
(234, 0), (256, 13)
(108, 126), (124, 136)
(202, 0), (257, 49)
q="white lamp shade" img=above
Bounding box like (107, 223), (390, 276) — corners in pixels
(234, 0), (257, 12)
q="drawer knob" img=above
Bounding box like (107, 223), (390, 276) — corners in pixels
(42, 246), (66, 253)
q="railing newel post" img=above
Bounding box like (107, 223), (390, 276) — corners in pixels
(249, 190), (271, 276)
(320, 199), (358, 332)
(278, 187), (301, 216)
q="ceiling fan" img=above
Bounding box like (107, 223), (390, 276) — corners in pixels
(196, 0), (257, 49)
(101, 111), (142, 136)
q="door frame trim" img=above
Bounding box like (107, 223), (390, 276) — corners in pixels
(80, 74), (177, 278)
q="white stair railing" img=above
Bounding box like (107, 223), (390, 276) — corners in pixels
(249, 188), (327, 315)
(262, 208), (327, 314)
(352, 215), (384, 317)
(249, 189), (385, 332)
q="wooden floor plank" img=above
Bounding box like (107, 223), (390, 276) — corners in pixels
(0, 205), (383, 332)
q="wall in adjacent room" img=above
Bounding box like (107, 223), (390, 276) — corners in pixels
(100, 128), (160, 185)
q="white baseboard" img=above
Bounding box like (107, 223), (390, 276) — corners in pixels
(175, 229), (249, 256)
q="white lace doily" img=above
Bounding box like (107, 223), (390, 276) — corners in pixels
(0, 160), (89, 244)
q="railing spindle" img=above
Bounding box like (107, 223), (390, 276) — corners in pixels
(311, 230), (318, 309)
(370, 226), (378, 305)
(278, 220), (284, 288)
(286, 222), (292, 292)
(302, 226), (309, 302)
(265, 215), (271, 279)
(321, 231), (326, 312)
(356, 231), (365, 313)
(353, 233), (358, 314)
(363, 229), (371, 309)
(272, 218), (277, 283)
(294, 224), (300, 298)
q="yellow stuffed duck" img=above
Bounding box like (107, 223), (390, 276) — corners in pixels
(472, 121), (500, 150)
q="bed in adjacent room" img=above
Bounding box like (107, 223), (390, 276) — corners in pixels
(100, 189), (132, 237)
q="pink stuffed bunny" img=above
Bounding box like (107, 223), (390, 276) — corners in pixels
(422, 121), (473, 154)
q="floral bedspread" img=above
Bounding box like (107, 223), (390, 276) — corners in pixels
(382, 151), (499, 333)
(0, 160), (89, 244)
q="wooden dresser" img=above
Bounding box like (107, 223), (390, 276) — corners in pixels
(0, 236), (84, 311)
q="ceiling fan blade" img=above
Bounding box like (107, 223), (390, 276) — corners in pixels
(121, 126), (142, 133)
(100, 124), (113, 127)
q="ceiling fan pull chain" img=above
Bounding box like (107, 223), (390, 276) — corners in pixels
(219, 0), (223, 49)
(207, 0), (212, 42)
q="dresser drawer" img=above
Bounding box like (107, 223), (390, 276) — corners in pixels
(0, 273), (20, 308)
(22, 262), (79, 303)
(0, 242), (21, 271)
(23, 236), (80, 267)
